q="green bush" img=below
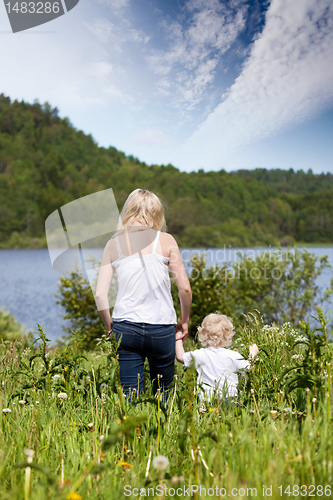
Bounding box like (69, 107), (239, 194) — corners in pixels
(57, 248), (333, 344)
(0, 307), (28, 341)
(56, 271), (105, 349)
(171, 247), (333, 336)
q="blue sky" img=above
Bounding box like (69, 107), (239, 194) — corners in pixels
(1, 0), (333, 173)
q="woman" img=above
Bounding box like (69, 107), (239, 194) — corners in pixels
(95, 188), (192, 397)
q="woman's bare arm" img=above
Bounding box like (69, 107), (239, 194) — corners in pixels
(167, 234), (192, 339)
(95, 240), (115, 332)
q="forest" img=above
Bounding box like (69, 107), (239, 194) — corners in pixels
(1, 93), (333, 249)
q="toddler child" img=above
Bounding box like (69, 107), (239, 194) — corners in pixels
(175, 313), (258, 402)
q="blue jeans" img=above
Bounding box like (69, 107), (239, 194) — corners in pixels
(110, 320), (176, 397)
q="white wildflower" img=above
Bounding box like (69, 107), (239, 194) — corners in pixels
(52, 374), (61, 381)
(152, 455), (169, 470)
(57, 392), (67, 400)
(24, 448), (34, 464)
(2, 408), (11, 414)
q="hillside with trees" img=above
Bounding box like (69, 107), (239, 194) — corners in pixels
(0, 93), (332, 248)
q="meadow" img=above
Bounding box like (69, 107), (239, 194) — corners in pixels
(1, 307), (333, 500)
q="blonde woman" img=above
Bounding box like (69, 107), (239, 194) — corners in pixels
(96, 188), (192, 397)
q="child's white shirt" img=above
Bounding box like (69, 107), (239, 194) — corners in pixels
(183, 346), (249, 399)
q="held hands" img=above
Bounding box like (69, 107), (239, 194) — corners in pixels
(107, 319), (113, 335)
(175, 319), (188, 341)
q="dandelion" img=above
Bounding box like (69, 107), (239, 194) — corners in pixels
(295, 455), (303, 461)
(152, 455), (169, 471)
(2, 408), (11, 414)
(117, 461), (133, 470)
(24, 448), (34, 463)
(171, 476), (184, 484)
(100, 383), (109, 393)
(24, 449), (34, 500)
(67, 493), (82, 500)
(57, 393), (67, 400)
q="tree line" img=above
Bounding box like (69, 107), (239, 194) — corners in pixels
(1, 92), (333, 248)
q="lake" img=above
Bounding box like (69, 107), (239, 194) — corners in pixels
(1, 246), (332, 343)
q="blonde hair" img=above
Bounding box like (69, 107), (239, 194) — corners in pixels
(197, 313), (235, 349)
(117, 188), (167, 231)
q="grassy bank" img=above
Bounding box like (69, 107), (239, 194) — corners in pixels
(1, 311), (332, 500)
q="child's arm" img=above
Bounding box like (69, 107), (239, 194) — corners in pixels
(175, 333), (185, 364)
(248, 344), (259, 371)
(249, 344), (259, 358)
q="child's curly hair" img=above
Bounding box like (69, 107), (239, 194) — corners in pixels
(197, 313), (235, 348)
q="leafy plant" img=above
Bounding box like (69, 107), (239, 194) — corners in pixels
(281, 307), (333, 409)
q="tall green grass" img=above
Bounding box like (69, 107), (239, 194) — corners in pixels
(0, 310), (332, 499)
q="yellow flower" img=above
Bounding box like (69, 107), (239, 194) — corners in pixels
(67, 492), (82, 500)
(117, 461), (133, 470)
(295, 455), (303, 461)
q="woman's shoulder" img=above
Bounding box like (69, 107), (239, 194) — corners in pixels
(159, 231), (178, 247)
(103, 237), (118, 264)
(159, 232), (179, 259)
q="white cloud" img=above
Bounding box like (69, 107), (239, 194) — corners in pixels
(102, 84), (132, 102)
(90, 61), (113, 78)
(98, 0), (129, 10)
(85, 19), (114, 43)
(147, 0), (248, 109)
(174, 0), (333, 170)
(86, 18), (150, 47)
(133, 128), (173, 148)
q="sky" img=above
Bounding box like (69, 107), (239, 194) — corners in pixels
(1, 0), (333, 174)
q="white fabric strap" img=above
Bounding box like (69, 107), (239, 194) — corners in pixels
(115, 237), (123, 257)
(152, 231), (160, 254)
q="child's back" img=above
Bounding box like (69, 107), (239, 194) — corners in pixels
(183, 345), (250, 399)
(176, 313), (258, 402)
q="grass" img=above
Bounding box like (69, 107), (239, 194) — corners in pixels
(0, 312), (332, 500)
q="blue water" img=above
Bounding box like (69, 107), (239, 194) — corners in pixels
(0, 247), (332, 342)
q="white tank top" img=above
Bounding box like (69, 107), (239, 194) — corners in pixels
(111, 231), (177, 324)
